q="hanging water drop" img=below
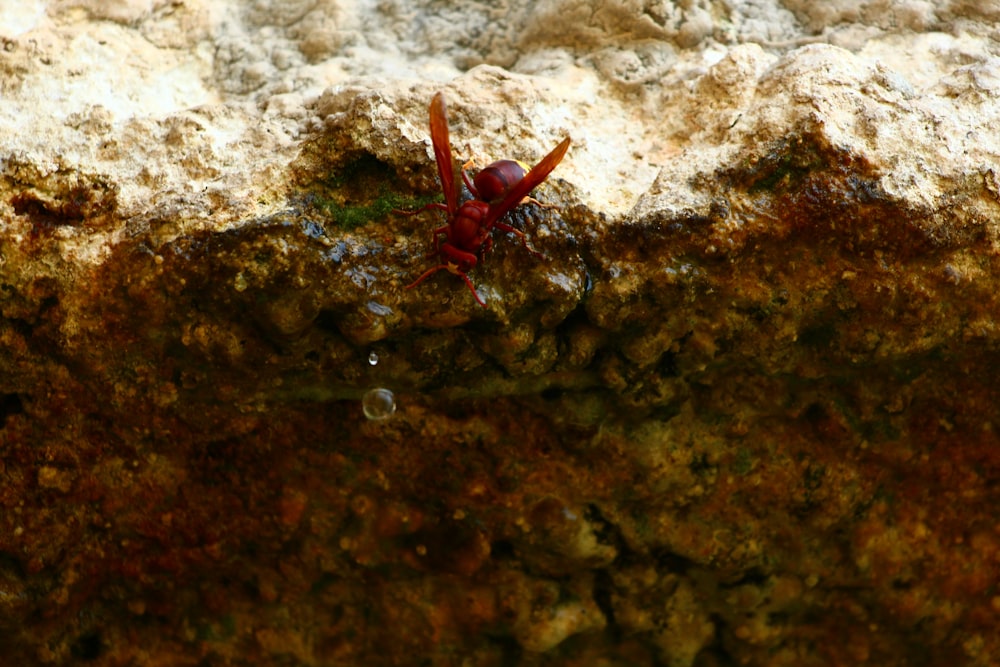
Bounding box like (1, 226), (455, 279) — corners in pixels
(368, 351), (379, 366)
(362, 388), (396, 420)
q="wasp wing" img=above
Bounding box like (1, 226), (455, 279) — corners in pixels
(428, 92), (458, 217)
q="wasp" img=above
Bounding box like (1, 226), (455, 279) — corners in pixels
(402, 92), (570, 307)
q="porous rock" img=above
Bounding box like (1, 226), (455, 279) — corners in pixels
(2, 1), (1000, 665)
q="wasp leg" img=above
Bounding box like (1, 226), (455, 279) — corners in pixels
(493, 221), (545, 259)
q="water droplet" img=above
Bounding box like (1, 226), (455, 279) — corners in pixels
(368, 351), (379, 366)
(233, 272), (248, 292)
(362, 388), (396, 420)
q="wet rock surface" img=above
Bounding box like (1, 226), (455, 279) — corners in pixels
(3, 2), (1000, 665)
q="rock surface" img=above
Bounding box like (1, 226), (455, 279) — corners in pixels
(2, 1), (1000, 665)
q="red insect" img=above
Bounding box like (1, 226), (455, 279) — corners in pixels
(403, 92), (570, 307)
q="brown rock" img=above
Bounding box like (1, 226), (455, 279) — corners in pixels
(2, 2), (1000, 666)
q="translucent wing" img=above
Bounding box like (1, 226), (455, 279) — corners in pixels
(428, 92), (458, 216)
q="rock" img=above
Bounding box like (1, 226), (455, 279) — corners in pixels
(2, 1), (1000, 665)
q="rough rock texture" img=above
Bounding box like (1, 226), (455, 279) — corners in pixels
(3, 1), (1000, 665)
